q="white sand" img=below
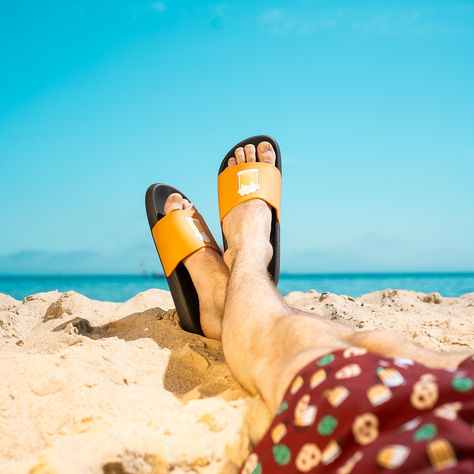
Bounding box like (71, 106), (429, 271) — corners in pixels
(1, 288), (473, 473)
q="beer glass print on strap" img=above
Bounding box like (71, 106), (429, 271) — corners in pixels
(185, 217), (211, 243)
(237, 168), (260, 196)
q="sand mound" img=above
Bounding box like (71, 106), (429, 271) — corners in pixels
(1, 288), (473, 473)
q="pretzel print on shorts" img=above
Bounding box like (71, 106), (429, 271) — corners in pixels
(240, 350), (474, 473)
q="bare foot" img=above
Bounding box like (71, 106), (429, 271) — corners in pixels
(164, 193), (228, 339)
(222, 142), (276, 271)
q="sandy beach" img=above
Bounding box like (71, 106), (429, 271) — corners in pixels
(1, 288), (473, 473)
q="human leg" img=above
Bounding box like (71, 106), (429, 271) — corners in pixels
(221, 142), (351, 413)
(220, 142), (471, 415)
(342, 329), (470, 370)
(163, 193), (228, 340)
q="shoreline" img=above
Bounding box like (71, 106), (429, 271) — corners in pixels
(1, 272), (474, 304)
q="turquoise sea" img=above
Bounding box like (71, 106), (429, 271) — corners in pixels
(1, 273), (473, 303)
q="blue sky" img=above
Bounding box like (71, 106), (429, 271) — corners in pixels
(1, 0), (473, 275)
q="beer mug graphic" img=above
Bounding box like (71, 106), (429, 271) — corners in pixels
(186, 217), (211, 243)
(237, 169), (260, 196)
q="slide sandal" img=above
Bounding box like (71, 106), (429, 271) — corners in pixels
(145, 184), (221, 335)
(217, 135), (282, 284)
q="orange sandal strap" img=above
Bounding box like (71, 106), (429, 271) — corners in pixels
(218, 162), (282, 223)
(152, 210), (221, 277)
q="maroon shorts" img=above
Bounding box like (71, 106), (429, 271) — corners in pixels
(240, 348), (474, 473)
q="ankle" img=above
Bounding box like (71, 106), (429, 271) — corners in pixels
(224, 240), (273, 276)
(199, 283), (226, 339)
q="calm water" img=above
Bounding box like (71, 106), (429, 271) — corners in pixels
(1, 273), (473, 302)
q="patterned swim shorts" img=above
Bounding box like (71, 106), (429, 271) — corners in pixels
(240, 348), (474, 473)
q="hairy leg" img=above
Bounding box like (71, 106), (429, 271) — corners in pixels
(221, 142), (471, 414)
(221, 143), (351, 413)
(342, 330), (470, 369)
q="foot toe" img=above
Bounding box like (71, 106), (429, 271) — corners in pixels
(235, 147), (246, 165)
(257, 141), (276, 164)
(244, 144), (256, 162)
(164, 193), (193, 214)
(182, 199), (195, 211)
(228, 156), (237, 168)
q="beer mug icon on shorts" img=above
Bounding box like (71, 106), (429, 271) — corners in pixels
(186, 217), (211, 243)
(237, 169), (260, 196)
